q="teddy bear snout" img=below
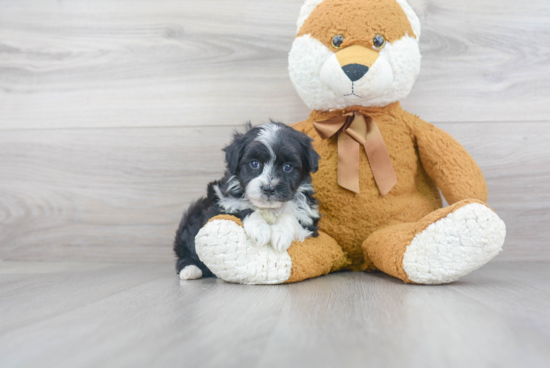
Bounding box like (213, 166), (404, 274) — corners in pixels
(342, 64), (369, 82)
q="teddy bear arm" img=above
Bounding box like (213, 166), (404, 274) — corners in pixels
(285, 231), (348, 283)
(195, 215), (348, 284)
(408, 117), (488, 204)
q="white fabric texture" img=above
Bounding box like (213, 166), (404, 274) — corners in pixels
(195, 219), (292, 285)
(403, 204), (506, 285)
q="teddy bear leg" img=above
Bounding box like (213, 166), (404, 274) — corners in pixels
(195, 215), (348, 285)
(363, 199), (506, 284)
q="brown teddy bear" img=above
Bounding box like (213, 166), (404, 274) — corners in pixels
(193, 0), (506, 285)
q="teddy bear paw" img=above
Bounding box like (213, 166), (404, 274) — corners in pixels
(402, 203), (506, 284)
(195, 219), (292, 284)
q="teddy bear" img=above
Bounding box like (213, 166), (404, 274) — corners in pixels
(193, 0), (506, 285)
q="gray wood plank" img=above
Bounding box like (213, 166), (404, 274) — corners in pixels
(402, 0), (550, 123)
(0, 262), (168, 334)
(0, 0), (309, 130)
(0, 263), (290, 368)
(0, 262), (549, 368)
(0, 125), (232, 262)
(258, 271), (550, 368)
(1, 122), (548, 262)
(1, 0), (550, 130)
(449, 262), (550, 337)
(0, 261), (113, 293)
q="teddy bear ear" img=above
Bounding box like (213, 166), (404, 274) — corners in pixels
(394, 0), (422, 39)
(296, 0), (421, 40)
(296, 0), (324, 33)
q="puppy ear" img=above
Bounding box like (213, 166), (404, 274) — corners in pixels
(223, 123), (252, 174)
(301, 135), (320, 174)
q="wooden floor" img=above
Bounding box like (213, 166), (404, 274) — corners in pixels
(0, 261), (549, 368)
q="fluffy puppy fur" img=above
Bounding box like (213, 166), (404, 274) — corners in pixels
(174, 122), (321, 280)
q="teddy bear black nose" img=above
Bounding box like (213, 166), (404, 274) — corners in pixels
(342, 64), (369, 82)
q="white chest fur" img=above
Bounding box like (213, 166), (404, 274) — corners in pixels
(257, 208), (281, 225)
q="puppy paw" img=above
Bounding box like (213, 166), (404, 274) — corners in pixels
(179, 265), (203, 280)
(244, 215), (272, 247)
(270, 225), (294, 252)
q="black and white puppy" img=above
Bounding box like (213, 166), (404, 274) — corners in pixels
(174, 122), (321, 280)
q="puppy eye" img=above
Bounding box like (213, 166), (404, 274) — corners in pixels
(250, 161), (260, 170)
(283, 164), (293, 173)
(373, 35), (386, 50)
(331, 35), (344, 49)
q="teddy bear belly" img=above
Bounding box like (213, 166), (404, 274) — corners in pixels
(312, 162), (443, 271)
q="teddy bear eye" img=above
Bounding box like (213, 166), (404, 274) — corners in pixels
(331, 35), (344, 49)
(373, 35), (386, 50)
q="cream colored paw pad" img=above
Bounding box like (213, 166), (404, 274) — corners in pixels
(195, 220), (292, 285)
(403, 203), (506, 284)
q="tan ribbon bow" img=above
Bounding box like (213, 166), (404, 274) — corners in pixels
(313, 111), (397, 196)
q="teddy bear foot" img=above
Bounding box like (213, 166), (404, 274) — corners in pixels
(402, 203), (506, 285)
(195, 218), (292, 284)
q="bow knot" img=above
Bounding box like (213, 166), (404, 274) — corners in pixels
(313, 111), (397, 196)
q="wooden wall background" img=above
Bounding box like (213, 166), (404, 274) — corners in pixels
(1, 0), (549, 262)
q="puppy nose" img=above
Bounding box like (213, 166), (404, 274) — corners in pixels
(342, 64), (369, 82)
(262, 185), (276, 196)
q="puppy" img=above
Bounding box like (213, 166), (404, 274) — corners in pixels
(174, 122), (321, 280)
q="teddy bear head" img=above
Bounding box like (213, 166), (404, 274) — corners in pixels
(289, 0), (422, 111)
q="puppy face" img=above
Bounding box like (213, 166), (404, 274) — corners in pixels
(289, 0), (422, 110)
(223, 122), (320, 209)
